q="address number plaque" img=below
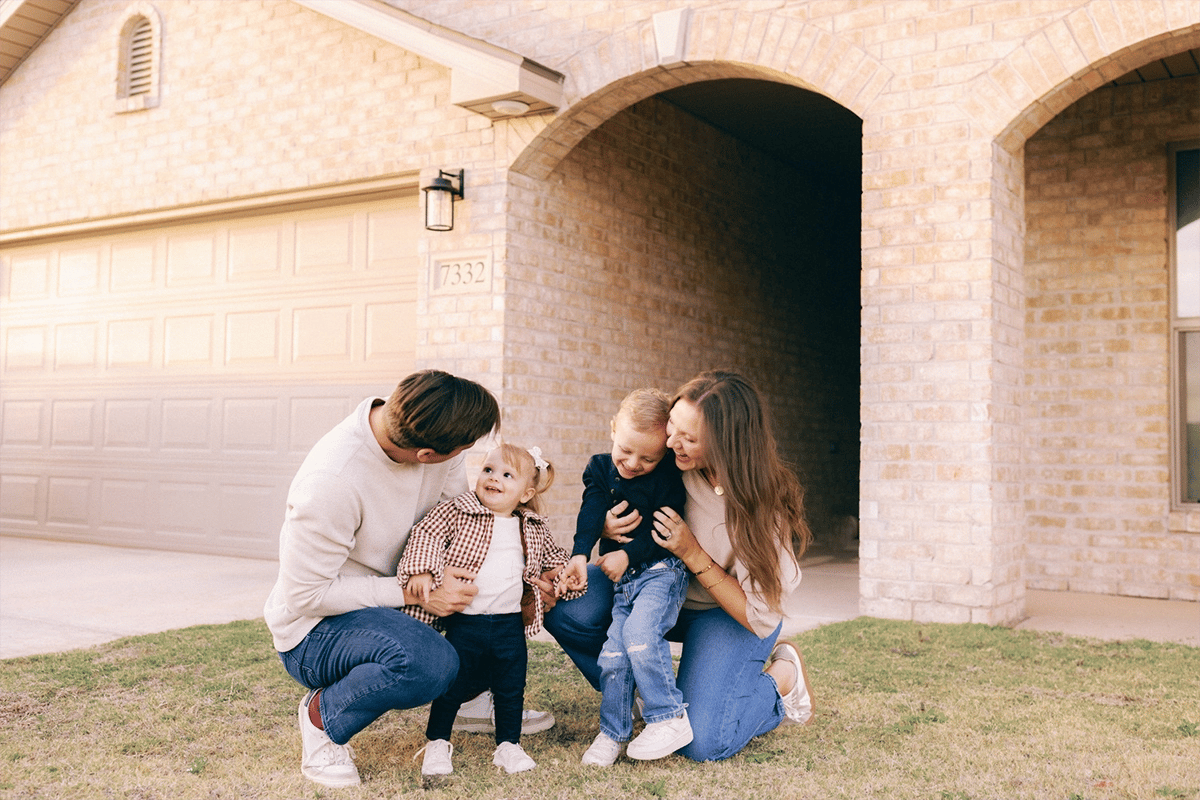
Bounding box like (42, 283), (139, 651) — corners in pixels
(430, 253), (492, 295)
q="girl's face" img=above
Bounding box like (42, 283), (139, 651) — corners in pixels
(610, 413), (668, 480)
(666, 399), (707, 473)
(475, 450), (536, 514)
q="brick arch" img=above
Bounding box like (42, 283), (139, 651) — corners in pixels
(512, 8), (889, 180)
(958, 4), (1200, 153)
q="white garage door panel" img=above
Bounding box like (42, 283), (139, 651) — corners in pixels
(0, 196), (420, 558)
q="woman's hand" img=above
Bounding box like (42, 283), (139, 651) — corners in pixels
(651, 506), (702, 566)
(601, 501), (638, 543)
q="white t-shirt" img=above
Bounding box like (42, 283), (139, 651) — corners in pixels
(464, 514), (525, 615)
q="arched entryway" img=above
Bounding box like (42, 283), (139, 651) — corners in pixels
(501, 72), (863, 556)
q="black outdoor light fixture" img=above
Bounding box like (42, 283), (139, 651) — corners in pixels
(422, 169), (464, 231)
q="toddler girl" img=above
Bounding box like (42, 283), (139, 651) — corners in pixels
(398, 444), (582, 776)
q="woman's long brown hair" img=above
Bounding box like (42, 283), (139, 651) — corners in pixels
(674, 370), (811, 613)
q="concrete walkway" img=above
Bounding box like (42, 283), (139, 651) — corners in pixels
(1, 535), (1196, 660)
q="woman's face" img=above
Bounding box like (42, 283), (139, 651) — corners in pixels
(666, 399), (707, 472)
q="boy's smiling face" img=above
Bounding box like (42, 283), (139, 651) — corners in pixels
(610, 413), (668, 480)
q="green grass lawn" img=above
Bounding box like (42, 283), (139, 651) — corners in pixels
(0, 617), (1196, 799)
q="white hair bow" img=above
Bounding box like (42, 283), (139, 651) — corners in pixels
(527, 446), (548, 471)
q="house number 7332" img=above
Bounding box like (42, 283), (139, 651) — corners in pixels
(432, 256), (491, 295)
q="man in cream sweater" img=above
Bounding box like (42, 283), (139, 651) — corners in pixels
(265, 370), (545, 788)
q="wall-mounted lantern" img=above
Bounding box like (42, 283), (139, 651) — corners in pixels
(422, 169), (464, 232)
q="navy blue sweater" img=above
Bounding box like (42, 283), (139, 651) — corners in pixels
(573, 452), (686, 572)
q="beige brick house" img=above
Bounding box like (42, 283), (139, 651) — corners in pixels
(2, 0), (1198, 626)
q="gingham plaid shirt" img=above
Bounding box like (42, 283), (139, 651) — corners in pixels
(396, 490), (581, 637)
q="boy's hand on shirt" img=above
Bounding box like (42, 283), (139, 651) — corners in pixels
(597, 550), (629, 583)
(421, 565), (478, 617)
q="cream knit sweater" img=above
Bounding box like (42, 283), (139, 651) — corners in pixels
(264, 397), (468, 652)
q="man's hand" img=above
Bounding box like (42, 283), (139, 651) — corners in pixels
(420, 565), (478, 617)
(596, 550), (630, 583)
(530, 567), (561, 612)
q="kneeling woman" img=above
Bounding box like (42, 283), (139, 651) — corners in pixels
(545, 370), (815, 762)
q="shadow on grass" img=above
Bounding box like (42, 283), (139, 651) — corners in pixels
(1, 618), (1197, 800)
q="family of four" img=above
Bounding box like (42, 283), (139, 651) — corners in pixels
(264, 369), (815, 788)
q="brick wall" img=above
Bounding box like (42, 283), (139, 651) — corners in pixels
(1025, 75), (1200, 601)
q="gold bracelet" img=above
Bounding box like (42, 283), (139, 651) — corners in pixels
(702, 574), (730, 592)
(694, 560), (716, 576)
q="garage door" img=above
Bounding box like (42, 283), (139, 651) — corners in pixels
(0, 195), (421, 559)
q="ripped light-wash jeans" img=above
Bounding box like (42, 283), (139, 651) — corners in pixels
(598, 556), (689, 742)
(544, 563), (786, 761)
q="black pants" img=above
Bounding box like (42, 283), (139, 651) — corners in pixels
(426, 612), (527, 745)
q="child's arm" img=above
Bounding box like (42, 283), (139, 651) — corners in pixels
(596, 550), (630, 583)
(558, 554), (589, 594)
(404, 572), (435, 604)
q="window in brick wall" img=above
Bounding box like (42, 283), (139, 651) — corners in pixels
(114, 4), (161, 113)
(1171, 142), (1200, 506)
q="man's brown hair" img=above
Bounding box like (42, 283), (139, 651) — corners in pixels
(383, 370), (500, 454)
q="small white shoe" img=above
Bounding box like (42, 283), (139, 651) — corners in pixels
(492, 741), (536, 773)
(770, 640), (814, 725)
(626, 710), (693, 760)
(581, 731), (623, 766)
(453, 691), (555, 734)
(416, 738), (454, 776)
(298, 690), (361, 788)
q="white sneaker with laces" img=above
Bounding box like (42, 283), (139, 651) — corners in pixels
(492, 741), (536, 773)
(416, 738), (454, 776)
(453, 691), (555, 734)
(581, 731), (624, 766)
(298, 690), (361, 788)
(626, 709), (693, 760)
(770, 640), (814, 725)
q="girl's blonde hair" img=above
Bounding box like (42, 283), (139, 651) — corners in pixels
(673, 370), (810, 613)
(614, 387), (671, 432)
(494, 443), (556, 514)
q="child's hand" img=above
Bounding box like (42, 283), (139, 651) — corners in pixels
(406, 572), (435, 604)
(596, 550), (630, 583)
(558, 556), (589, 595)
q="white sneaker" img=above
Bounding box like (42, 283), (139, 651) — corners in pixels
(770, 640), (814, 725)
(581, 731), (623, 766)
(415, 738), (453, 776)
(492, 741), (536, 773)
(626, 710), (693, 760)
(453, 691), (555, 734)
(298, 690), (361, 788)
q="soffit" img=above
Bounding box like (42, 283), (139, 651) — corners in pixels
(292, 0), (563, 120)
(0, 0), (78, 86)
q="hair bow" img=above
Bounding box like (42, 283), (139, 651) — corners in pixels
(527, 446), (548, 471)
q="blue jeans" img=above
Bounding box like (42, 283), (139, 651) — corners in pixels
(544, 564), (786, 761)
(278, 607), (459, 745)
(599, 557), (688, 741)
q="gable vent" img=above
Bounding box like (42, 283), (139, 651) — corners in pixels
(125, 17), (153, 96)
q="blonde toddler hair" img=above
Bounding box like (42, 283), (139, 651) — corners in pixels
(495, 443), (556, 514)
